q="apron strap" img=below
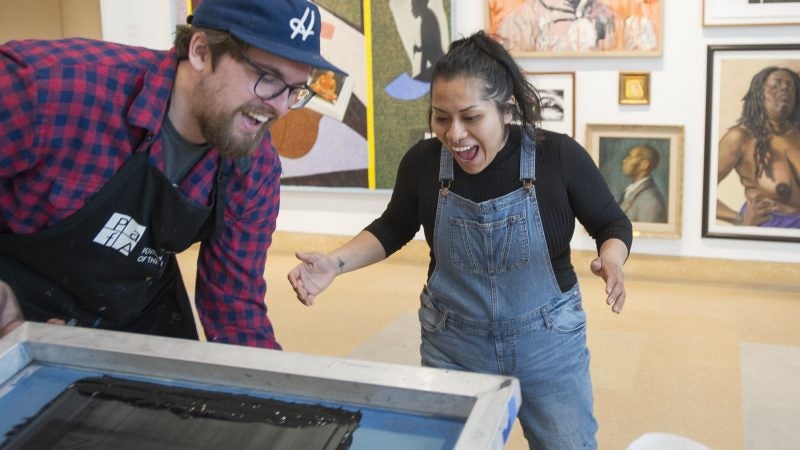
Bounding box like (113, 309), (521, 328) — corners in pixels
(213, 164), (232, 240)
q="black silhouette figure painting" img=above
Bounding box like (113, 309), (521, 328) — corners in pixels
(411, 0), (445, 82)
(385, 0), (449, 101)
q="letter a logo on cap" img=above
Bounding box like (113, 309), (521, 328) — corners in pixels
(289, 6), (316, 41)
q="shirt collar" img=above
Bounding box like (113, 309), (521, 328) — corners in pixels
(127, 49), (178, 134)
(625, 176), (650, 197)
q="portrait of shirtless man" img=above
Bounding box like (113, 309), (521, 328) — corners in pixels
(716, 66), (800, 228)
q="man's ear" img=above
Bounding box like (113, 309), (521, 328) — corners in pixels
(187, 32), (211, 72)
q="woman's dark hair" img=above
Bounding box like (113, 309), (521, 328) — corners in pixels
(738, 66), (800, 178)
(173, 25), (249, 70)
(428, 31), (541, 139)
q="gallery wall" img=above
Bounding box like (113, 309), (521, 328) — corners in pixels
(0, 0), (101, 43)
(280, 0), (800, 264)
(4, 0), (797, 264)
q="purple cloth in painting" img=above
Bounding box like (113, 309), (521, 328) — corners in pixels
(739, 204), (800, 228)
(762, 212), (800, 228)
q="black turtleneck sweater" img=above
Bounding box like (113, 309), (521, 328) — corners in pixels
(364, 125), (632, 292)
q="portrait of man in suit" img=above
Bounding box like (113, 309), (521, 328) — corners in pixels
(619, 144), (668, 223)
(590, 125), (681, 236)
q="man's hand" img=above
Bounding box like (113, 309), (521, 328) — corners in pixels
(0, 281), (23, 337)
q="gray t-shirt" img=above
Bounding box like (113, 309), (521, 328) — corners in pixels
(161, 116), (209, 184)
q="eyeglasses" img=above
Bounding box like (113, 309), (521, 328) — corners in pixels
(239, 53), (315, 110)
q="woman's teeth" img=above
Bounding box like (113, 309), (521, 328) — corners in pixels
(453, 144), (479, 161)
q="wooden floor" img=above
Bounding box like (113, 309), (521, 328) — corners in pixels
(178, 233), (800, 450)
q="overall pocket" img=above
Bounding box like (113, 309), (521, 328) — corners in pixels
(544, 292), (587, 334)
(419, 286), (447, 333)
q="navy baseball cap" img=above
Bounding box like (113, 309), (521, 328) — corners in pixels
(189, 0), (346, 76)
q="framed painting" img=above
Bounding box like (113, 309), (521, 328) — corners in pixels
(586, 124), (684, 239)
(373, 0), (451, 189)
(306, 68), (355, 122)
(266, 1), (370, 188)
(619, 72), (650, 105)
(703, 0), (800, 26)
(526, 72), (575, 137)
(486, 0), (662, 57)
(702, 44), (800, 242)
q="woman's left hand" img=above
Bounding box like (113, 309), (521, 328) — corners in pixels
(590, 257), (625, 313)
(590, 239), (628, 314)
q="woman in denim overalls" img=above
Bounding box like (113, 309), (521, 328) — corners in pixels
(289, 31), (632, 449)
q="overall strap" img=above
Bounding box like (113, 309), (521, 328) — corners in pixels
(438, 145), (454, 195)
(519, 127), (537, 190)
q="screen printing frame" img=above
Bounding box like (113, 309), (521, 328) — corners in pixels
(0, 322), (520, 450)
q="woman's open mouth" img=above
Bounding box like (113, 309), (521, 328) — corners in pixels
(453, 144), (478, 161)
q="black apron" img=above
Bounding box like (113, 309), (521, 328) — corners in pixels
(0, 150), (228, 339)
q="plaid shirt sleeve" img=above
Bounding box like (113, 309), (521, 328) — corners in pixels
(194, 140), (283, 349)
(0, 46), (37, 194)
(1, 39), (165, 234)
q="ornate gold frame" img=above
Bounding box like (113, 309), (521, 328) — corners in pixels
(619, 72), (650, 105)
(586, 124), (684, 239)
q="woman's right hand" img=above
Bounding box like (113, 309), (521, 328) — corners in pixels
(287, 252), (337, 306)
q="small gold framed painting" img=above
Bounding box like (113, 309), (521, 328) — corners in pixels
(619, 72), (650, 105)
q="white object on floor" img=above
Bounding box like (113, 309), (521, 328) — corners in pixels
(347, 313), (421, 366)
(626, 433), (710, 450)
(741, 342), (800, 450)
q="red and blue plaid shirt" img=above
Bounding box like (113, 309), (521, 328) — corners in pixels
(0, 38), (282, 349)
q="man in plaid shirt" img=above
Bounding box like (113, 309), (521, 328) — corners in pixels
(0, 0), (345, 348)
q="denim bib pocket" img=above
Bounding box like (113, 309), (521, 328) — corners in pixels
(447, 213), (530, 274)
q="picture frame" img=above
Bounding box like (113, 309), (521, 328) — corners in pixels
(586, 124), (684, 239)
(486, 0), (662, 57)
(306, 68), (355, 122)
(526, 72), (575, 137)
(703, 0), (800, 27)
(702, 44), (800, 243)
(619, 72), (650, 105)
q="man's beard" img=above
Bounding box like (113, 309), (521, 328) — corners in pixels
(197, 105), (274, 159)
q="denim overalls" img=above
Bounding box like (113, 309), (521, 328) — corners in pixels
(419, 129), (598, 449)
